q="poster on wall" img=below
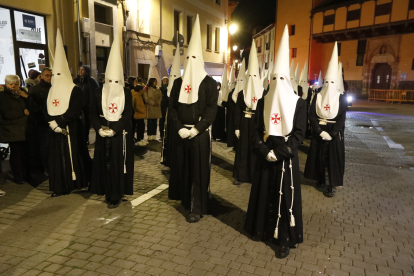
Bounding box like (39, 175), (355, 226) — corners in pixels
(14, 10), (46, 44)
(0, 8), (16, 83)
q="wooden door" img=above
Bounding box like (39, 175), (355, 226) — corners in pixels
(372, 63), (392, 89)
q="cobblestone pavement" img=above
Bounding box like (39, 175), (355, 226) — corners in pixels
(0, 100), (414, 276)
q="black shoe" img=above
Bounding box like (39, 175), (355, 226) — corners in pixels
(324, 186), (335, 197)
(233, 180), (242, 185)
(276, 246), (290, 259)
(316, 180), (325, 188)
(186, 213), (201, 223)
(108, 200), (121, 209)
(51, 193), (62, 197)
(121, 196), (128, 202)
(14, 180), (25, 185)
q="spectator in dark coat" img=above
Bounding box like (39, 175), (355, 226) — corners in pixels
(159, 76), (169, 138)
(0, 75), (38, 184)
(73, 65), (99, 144)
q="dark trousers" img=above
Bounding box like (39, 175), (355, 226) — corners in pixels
(147, 119), (158, 136)
(133, 119), (145, 141)
(159, 117), (166, 139)
(9, 141), (30, 182)
(83, 107), (90, 144)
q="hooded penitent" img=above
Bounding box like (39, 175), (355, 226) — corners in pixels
(228, 65), (236, 92)
(314, 71), (323, 89)
(264, 25), (299, 137)
(167, 42), (181, 97)
(289, 60), (298, 93)
(244, 40), (263, 110)
(316, 41), (340, 120)
(47, 29), (76, 116)
(178, 14), (207, 104)
(295, 63), (300, 90)
(218, 64), (229, 106)
(232, 58), (246, 103)
(299, 62), (309, 100)
(337, 61), (344, 95)
(261, 63), (269, 90)
(102, 34), (125, 122)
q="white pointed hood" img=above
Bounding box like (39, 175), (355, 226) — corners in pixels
(102, 33), (125, 122)
(337, 61), (344, 94)
(167, 42), (181, 97)
(218, 64), (229, 105)
(314, 70), (323, 89)
(295, 63), (300, 86)
(261, 69), (269, 90)
(178, 14), (207, 104)
(232, 58), (246, 103)
(264, 25), (299, 137)
(316, 41), (340, 119)
(289, 60), (298, 93)
(299, 61), (309, 100)
(244, 40), (263, 110)
(47, 29), (76, 116)
(228, 65), (236, 92)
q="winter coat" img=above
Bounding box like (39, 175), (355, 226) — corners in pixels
(28, 79), (51, 127)
(131, 89), (146, 120)
(144, 86), (162, 119)
(0, 86), (38, 142)
(25, 78), (38, 88)
(73, 65), (99, 109)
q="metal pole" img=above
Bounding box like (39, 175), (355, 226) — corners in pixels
(76, 0), (82, 66)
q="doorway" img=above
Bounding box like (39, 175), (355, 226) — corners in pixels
(137, 63), (150, 83)
(371, 63), (392, 90)
(96, 46), (110, 75)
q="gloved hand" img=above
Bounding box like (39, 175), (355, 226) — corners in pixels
(103, 129), (115, 137)
(266, 150), (277, 162)
(98, 128), (108, 137)
(178, 128), (190, 139)
(188, 127), (199, 139)
(54, 127), (63, 134)
(320, 131), (332, 141)
(49, 120), (59, 131)
(235, 130), (240, 139)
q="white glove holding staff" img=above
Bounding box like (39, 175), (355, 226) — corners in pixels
(320, 131), (332, 141)
(49, 120), (62, 133)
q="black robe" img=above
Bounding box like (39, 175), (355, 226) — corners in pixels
(212, 102), (226, 140)
(304, 94), (347, 187)
(245, 97), (306, 248)
(89, 87), (134, 202)
(45, 86), (92, 194)
(222, 90), (238, 148)
(168, 76), (218, 215)
(233, 91), (257, 183)
(161, 106), (175, 167)
(298, 86), (313, 137)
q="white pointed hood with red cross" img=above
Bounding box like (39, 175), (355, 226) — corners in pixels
(102, 34), (125, 122)
(167, 42), (181, 97)
(264, 25), (299, 137)
(178, 14), (207, 104)
(232, 58), (246, 103)
(47, 29), (76, 116)
(316, 41), (340, 120)
(244, 40), (263, 110)
(299, 61), (309, 100)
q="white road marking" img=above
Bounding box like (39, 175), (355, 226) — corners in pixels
(376, 127), (384, 132)
(371, 120), (379, 126)
(130, 184), (169, 208)
(383, 136), (405, 149)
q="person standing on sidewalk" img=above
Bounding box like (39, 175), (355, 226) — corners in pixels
(132, 84), (148, 146)
(304, 42), (347, 197)
(159, 76), (169, 139)
(145, 78), (162, 141)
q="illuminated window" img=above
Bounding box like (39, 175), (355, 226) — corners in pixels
(292, 48), (297, 58)
(377, 76), (380, 84)
(386, 75), (389, 83)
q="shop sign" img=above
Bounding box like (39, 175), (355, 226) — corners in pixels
(22, 14), (36, 29)
(18, 29), (41, 42)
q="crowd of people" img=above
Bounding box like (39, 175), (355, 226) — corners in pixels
(0, 17), (347, 258)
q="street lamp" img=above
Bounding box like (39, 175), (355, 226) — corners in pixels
(233, 45), (238, 51)
(229, 24), (237, 35)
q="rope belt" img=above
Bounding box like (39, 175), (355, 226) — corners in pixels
(66, 125), (76, 180)
(184, 124), (195, 127)
(123, 130), (127, 174)
(319, 118), (336, 124)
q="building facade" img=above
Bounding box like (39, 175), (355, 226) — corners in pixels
(272, 0), (414, 98)
(253, 24), (275, 76)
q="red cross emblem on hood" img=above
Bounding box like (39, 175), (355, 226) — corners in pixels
(52, 99), (59, 107)
(185, 85), (192, 94)
(324, 104), (330, 111)
(271, 113), (281, 125)
(252, 97), (258, 103)
(109, 103), (118, 113)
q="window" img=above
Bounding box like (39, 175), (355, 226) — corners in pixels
(338, 43), (342, 57)
(14, 10), (47, 44)
(206, 24), (212, 50)
(411, 59), (414, 70)
(257, 38), (262, 53)
(375, 2), (392, 16)
(347, 9), (361, 21)
(94, 4), (113, 25)
(174, 10), (181, 35)
(187, 16), (193, 44)
(356, 54), (364, 66)
(323, 14), (335, 25)
(290, 25), (296, 36)
(357, 40), (367, 54)
(0, 8), (16, 81)
(292, 48), (297, 58)
(410, 0), (414, 10)
(215, 27), (220, 52)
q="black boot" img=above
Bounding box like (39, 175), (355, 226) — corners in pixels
(186, 213), (201, 223)
(276, 246), (290, 259)
(324, 186), (335, 197)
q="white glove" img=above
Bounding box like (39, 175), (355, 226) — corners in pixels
(98, 128), (108, 137)
(54, 127), (63, 134)
(188, 128), (199, 139)
(266, 150), (277, 162)
(49, 120), (59, 131)
(103, 129), (115, 137)
(235, 130), (240, 139)
(178, 128), (190, 139)
(320, 131), (332, 141)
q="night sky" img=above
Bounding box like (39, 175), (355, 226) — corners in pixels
(231, 0), (276, 49)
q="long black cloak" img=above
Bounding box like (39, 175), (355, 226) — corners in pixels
(212, 104), (226, 140)
(45, 86), (92, 194)
(245, 97), (306, 248)
(168, 76), (218, 215)
(304, 94), (347, 187)
(233, 91), (257, 183)
(89, 87), (134, 202)
(161, 108), (175, 167)
(222, 90), (238, 149)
